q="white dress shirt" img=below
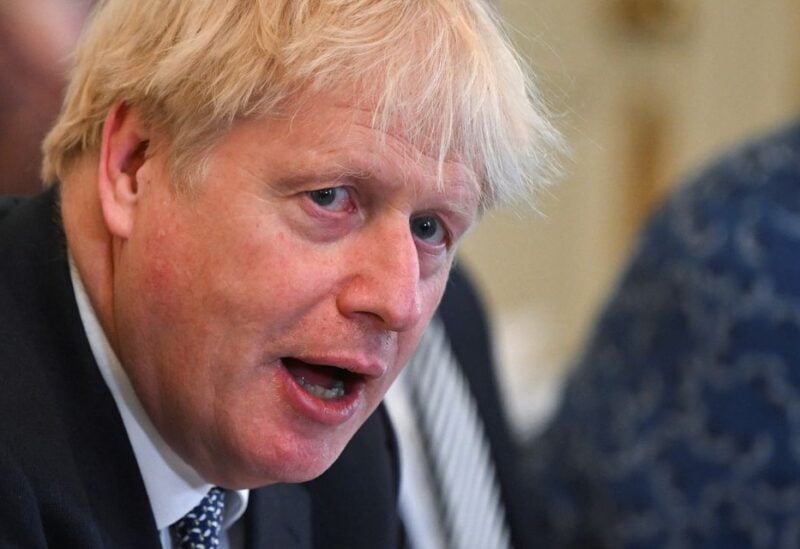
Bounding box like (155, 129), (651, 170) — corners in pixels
(384, 369), (449, 549)
(70, 258), (249, 548)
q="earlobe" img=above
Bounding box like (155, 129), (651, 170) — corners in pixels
(98, 102), (150, 239)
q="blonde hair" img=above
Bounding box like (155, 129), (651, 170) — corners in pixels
(42, 0), (561, 207)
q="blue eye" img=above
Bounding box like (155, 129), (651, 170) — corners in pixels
(308, 187), (351, 211)
(410, 215), (447, 246)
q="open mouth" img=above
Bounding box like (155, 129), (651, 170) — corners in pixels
(281, 357), (361, 401)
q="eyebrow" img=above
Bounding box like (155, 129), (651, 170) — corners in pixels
(270, 167), (374, 192)
(270, 154), (481, 220)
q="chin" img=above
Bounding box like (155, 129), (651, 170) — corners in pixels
(220, 432), (349, 489)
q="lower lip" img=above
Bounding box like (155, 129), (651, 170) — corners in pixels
(277, 361), (366, 426)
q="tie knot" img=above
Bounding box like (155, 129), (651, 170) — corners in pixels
(172, 487), (226, 549)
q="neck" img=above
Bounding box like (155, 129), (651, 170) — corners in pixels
(60, 157), (119, 350)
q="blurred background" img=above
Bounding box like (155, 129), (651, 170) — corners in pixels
(3, 0), (800, 442)
(459, 0), (800, 439)
(0, 0), (91, 194)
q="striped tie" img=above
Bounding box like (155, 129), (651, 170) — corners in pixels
(405, 317), (512, 549)
(172, 487), (226, 549)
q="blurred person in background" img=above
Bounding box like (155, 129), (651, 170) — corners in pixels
(523, 121), (800, 548)
(0, 0), (91, 194)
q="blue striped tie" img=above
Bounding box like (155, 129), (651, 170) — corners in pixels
(172, 487), (226, 549)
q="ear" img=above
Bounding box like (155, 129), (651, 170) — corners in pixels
(98, 102), (150, 239)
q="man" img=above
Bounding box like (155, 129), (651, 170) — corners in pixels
(0, 0), (559, 547)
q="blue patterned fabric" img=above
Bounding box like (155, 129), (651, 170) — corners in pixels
(172, 487), (226, 549)
(523, 122), (800, 548)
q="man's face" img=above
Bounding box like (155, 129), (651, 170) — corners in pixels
(112, 98), (481, 488)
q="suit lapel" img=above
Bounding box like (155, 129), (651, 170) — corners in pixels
(1, 188), (161, 547)
(244, 484), (312, 549)
(241, 407), (401, 549)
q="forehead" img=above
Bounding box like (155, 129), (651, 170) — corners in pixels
(216, 96), (482, 211)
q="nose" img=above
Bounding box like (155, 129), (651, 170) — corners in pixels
(337, 220), (423, 332)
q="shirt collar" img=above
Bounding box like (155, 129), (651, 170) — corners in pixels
(69, 257), (249, 530)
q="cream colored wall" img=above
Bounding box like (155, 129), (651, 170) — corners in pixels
(461, 0), (800, 438)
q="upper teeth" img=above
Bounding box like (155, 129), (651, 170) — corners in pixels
(296, 377), (345, 400)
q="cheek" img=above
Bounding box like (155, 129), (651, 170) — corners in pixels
(395, 325), (427, 368)
(393, 273), (450, 365)
(134, 231), (200, 324)
(237, 232), (305, 293)
(234, 230), (347, 305)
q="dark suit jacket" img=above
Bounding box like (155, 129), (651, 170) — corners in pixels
(0, 187), (400, 548)
(437, 266), (534, 549)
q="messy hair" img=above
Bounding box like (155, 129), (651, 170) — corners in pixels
(42, 0), (561, 207)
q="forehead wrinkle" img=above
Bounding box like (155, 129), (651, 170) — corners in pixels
(347, 117), (481, 205)
(241, 100), (481, 218)
(285, 97), (482, 199)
